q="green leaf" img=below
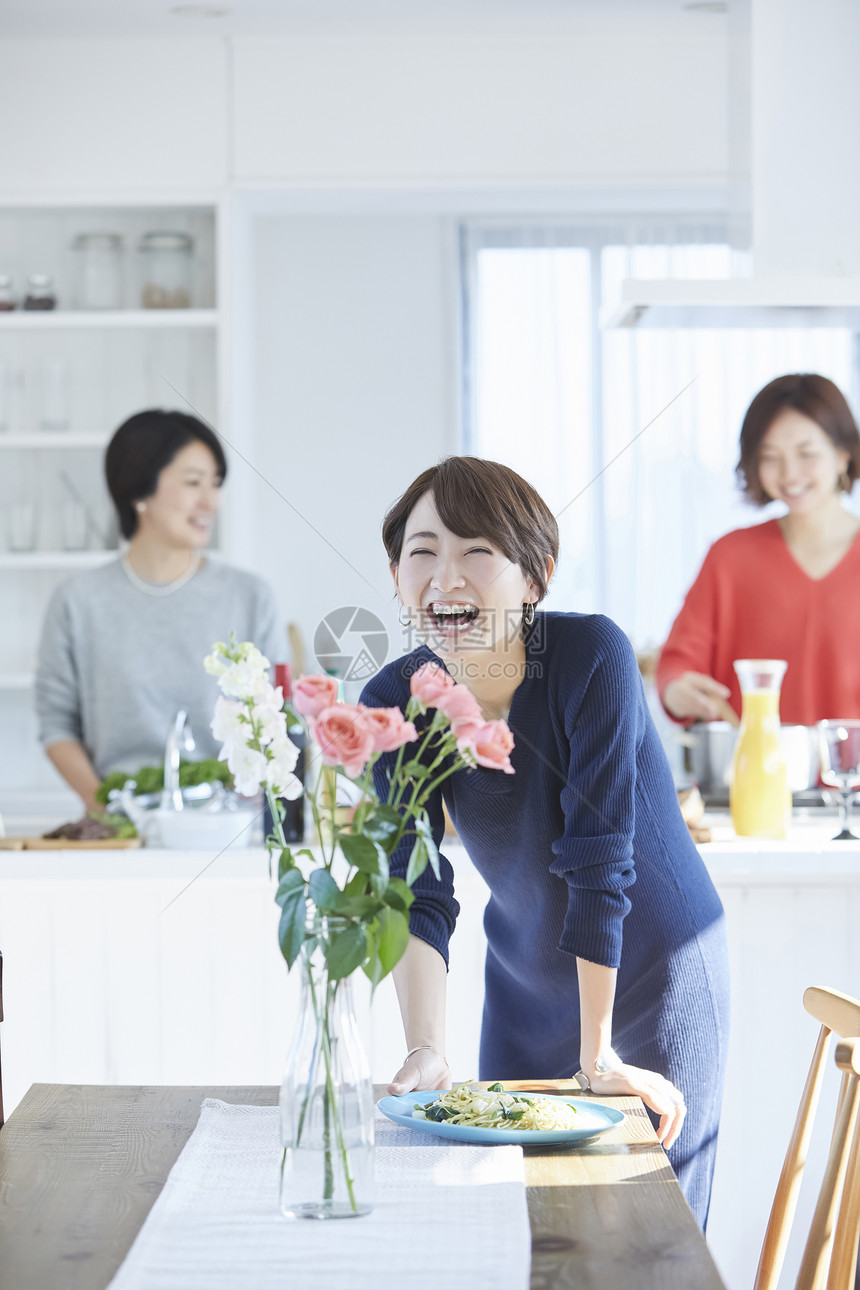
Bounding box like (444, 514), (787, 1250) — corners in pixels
(369, 870), (389, 899)
(405, 837), (428, 887)
(361, 804), (403, 846)
(308, 868), (339, 912)
(277, 847), (296, 881)
(376, 906), (410, 977)
(339, 832), (388, 880)
(399, 759), (430, 779)
(361, 921), (385, 990)
(415, 811), (441, 881)
(325, 924), (368, 981)
(277, 881), (307, 969)
(274, 868), (304, 908)
(343, 871), (368, 898)
(382, 876), (415, 912)
(332, 892), (383, 919)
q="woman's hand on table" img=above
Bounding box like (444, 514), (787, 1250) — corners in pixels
(663, 672), (733, 723)
(586, 1061), (687, 1150)
(387, 1046), (451, 1095)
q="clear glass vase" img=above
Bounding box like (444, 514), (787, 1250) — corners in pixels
(279, 917), (375, 1219)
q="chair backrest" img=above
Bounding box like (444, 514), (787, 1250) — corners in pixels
(754, 986), (860, 1290)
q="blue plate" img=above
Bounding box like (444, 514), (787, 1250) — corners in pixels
(377, 1089), (625, 1146)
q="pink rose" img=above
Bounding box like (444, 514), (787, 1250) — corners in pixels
(293, 674), (340, 719)
(311, 704), (376, 778)
(409, 661), (455, 708)
(471, 720), (515, 774)
(436, 685), (485, 743)
(361, 706), (418, 754)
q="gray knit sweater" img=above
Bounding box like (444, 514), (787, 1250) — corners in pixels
(35, 557), (285, 776)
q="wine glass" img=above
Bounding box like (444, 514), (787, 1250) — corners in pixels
(817, 720), (860, 840)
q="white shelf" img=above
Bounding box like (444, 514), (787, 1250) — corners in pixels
(0, 551), (116, 570)
(0, 434), (107, 449)
(0, 309), (219, 330)
(0, 671), (34, 690)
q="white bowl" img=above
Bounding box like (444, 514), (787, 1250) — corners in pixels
(149, 808), (256, 851)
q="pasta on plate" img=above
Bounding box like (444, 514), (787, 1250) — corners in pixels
(413, 1082), (578, 1131)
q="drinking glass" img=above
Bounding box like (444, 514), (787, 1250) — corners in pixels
(8, 502), (37, 552)
(0, 358), (10, 432)
(817, 720), (860, 840)
(61, 502), (88, 551)
(39, 357), (69, 429)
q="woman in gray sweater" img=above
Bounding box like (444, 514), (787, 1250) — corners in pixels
(35, 409), (284, 814)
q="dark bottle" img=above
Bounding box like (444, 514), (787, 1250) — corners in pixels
(263, 663), (305, 845)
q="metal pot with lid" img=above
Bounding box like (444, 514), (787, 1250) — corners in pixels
(683, 721), (821, 801)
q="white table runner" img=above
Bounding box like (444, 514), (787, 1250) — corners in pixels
(107, 1099), (531, 1290)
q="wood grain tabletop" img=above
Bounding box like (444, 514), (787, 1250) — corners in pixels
(0, 1083), (726, 1289)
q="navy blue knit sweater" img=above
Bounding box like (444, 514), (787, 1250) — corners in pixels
(362, 611), (730, 1226)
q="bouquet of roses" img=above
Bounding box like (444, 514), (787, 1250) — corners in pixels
(204, 635), (515, 985)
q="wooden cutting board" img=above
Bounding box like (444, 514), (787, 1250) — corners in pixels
(0, 836), (143, 850)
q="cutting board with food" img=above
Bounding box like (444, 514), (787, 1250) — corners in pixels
(0, 835), (142, 850)
(0, 813), (141, 850)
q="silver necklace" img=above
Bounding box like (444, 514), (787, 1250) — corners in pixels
(121, 551), (202, 597)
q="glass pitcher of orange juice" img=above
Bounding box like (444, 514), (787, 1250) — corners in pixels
(730, 659), (790, 838)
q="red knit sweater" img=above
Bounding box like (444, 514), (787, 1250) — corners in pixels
(656, 519), (860, 725)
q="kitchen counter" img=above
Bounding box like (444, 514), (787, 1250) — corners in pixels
(1, 821), (858, 1290)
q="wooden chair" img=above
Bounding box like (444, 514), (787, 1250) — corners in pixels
(0, 949), (4, 1128)
(754, 986), (860, 1290)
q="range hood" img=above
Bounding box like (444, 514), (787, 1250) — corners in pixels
(605, 0), (860, 329)
(605, 280), (860, 330)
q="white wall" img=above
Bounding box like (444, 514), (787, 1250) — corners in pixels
(226, 212), (458, 680)
(0, 39), (228, 195)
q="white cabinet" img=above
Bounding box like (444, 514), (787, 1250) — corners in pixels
(0, 202), (220, 699)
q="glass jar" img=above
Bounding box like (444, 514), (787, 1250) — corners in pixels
(138, 231), (193, 308)
(72, 233), (123, 310)
(0, 274), (15, 311)
(23, 273), (57, 311)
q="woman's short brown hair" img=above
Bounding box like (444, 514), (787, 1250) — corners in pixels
(382, 456), (559, 600)
(737, 373), (860, 505)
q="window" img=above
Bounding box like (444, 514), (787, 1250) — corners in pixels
(462, 219), (856, 651)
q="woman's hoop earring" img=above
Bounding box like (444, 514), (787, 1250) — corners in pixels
(522, 602), (535, 626)
(136, 501), (147, 514)
(398, 603), (412, 628)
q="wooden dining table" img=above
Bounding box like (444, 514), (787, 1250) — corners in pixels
(0, 1082), (727, 1289)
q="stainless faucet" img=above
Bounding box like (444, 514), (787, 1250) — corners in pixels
(162, 709), (195, 811)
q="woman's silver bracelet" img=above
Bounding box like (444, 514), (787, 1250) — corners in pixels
(404, 1044), (434, 1062)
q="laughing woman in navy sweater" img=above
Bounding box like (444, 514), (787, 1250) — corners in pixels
(361, 456), (729, 1229)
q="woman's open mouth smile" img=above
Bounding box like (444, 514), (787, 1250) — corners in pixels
(425, 601), (481, 637)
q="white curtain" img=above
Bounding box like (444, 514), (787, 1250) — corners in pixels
(463, 219), (857, 653)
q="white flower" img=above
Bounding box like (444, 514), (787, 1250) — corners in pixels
(204, 646), (229, 677)
(263, 761), (303, 799)
(268, 734), (299, 773)
(237, 642), (271, 672)
(222, 741), (267, 797)
(211, 696), (248, 743)
(251, 694), (287, 745)
(217, 659), (270, 702)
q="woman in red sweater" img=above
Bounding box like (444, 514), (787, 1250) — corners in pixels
(657, 373), (860, 726)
